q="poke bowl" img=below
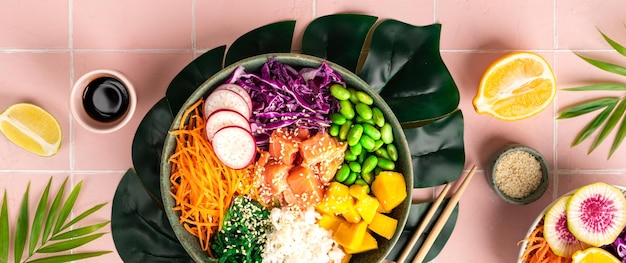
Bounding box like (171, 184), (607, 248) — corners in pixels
(160, 53), (413, 262)
(518, 183), (626, 262)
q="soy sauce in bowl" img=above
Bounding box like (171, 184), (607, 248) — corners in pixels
(82, 77), (129, 122)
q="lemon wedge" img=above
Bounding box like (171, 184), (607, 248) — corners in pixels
(0, 103), (62, 157)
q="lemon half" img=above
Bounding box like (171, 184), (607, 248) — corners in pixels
(0, 103), (62, 157)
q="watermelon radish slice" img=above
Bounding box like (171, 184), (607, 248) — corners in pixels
(211, 126), (256, 170)
(567, 182), (626, 247)
(204, 89), (251, 119)
(214, 84), (252, 113)
(543, 196), (590, 258)
(205, 109), (251, 141)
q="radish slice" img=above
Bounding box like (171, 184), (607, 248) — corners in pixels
(215, 84), (252, 113)
(205, 109), (251, 141)
(212, 126), (256, 170)
(204, 89), (251, 119)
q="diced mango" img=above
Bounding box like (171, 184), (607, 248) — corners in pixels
(349, 184), (369, 200)
(333, 221), (368, 251)
(318, 213), (346, 233)
(355, 195), (379, 224)
(376, 203), (392, 214)
(316, 182), (351, 215)
(367, 212), (398, 240)
(343, 231), (378, 254)
(342, 199), (361, 224)
(371, 171), (407, 211)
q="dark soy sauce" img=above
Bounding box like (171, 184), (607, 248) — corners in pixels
(82, 77), (129, 123)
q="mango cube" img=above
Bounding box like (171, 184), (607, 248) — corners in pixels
(355, 195), (379, 224)
(371, 171), (407, 211)
(367, 212), (398, 240)
(333, 221), (368, 251)
(343, 231), (378, 254)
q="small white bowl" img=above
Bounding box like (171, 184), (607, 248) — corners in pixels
(70, 69), (137, 133)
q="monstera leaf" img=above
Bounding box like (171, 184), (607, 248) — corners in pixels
(113, 13), (465, 262)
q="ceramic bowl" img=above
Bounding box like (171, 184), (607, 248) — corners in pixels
(486, 144), (549, 205)
(160, 53), (413, 262)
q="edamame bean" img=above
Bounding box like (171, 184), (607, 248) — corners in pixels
(355, 103), (373, 120)
(361, 171), (374, 184)
(362, 124), (381, 141)
(358, 150), (366, 163)
(344, 151), (357, 162)
(362, 155), (379, 174)
(339, 120), (352, 141)
(347, 124), (364, 146)
(354, 178), (369, 187)
(381, 123), (394, 144)
(387, 144), (398, 161)
(375, 148), (391, 160)
(355, 115), (375, 126)
(374, 167), (382, 176)
(355, 91), (374, 105)
(349, 162), (362, 173)
(377, 157), (395, 171)
(330, 84), (351, 101)
(350, 143), (362, 156)
(329, 124), (339, 137)
(372, 139), (384, 152)
(348, 88), (360, 104)
(359, 135), (376, 152)
(345, 172), (358, 185)
(372, 107), (385, 127)
(330, 113), (347, 125)
(335, 165), (350, 182)
(339, 100), (355, 119)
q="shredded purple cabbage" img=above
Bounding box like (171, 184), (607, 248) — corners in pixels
(225, 58), (343, 147)
(602, 227), (626, 262)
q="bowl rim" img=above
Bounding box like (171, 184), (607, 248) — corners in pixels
(516, 184), (626, 263)
(159, 53), (414, 262)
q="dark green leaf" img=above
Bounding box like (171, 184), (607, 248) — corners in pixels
(36, 233), (105, 253)
(58, 202), (106, 233)
(610, 111), (626, 158)
(53, 181), (82, 235)
(301, 14), (377, 72)
(14, 183), (30, 263)
(573, 101), (618, 146)
(589, 98), (626, 153)
(562, 83), (626, 91)
(166, 46), (226, 113)
(224, 21), (295, 66)
(599, 29), (626, 57)
(359, 21), (459, 124)
(1, 191), (8, 263)
(557, 97), (620, 119)
(576, 54), (626, 77)
(29, 178), (52, 257)
(42, 178), (67, 244)
(405, 110), (465, 188)
(50, 221), (109, 241)
(386, 199), (459, 262)
(131, 98), (174, 208)
(111, 169), (192, 263)
(25, 251), (111, 263)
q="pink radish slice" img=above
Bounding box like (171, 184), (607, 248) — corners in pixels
(211, 126), (256, 170)
(204, 89), (251, 119)
(215, 84), (252, 113)
(205, 109), (251, 141)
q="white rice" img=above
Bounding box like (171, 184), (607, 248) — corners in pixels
(262, 207), (345, 263)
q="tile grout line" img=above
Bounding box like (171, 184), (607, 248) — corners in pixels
(552, 0), (559, 200)
(191, 0), (197, 58)
(67, 0), (76, 257)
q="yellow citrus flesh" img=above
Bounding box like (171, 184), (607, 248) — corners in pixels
(572, 247), (620, 263)
(0, 103), (62, 157)
(472, 52), (556, 121)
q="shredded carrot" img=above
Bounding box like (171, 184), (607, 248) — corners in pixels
(518, 220), (572, 263)
(168, 98), (257, 255)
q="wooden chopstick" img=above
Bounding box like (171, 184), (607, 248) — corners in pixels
(411, 165), (477, 263)
(396, 183), (453, 263)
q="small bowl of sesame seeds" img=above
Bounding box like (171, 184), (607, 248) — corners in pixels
(487, 144), (549, 205)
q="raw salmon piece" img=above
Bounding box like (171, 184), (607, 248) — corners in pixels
(287, 165), (324, 208)
(269, 128), (301, 165)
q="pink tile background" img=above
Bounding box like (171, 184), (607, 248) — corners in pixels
(1, 1), (626, 263)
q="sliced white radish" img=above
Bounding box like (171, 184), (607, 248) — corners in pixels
(212, 126), (256, 170)
(215, 84), (252, 113)
(204, 89), (251, 119)
(205, 109), (251, 141)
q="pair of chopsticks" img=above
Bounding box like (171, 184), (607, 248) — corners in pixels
(396, 165), (478, 263)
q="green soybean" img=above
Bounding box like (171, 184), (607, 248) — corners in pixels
(387, 144), (398, 161)
(330, 84), (351, 100)
(377, 157), (395, 170)
(381, 123), (394, 144)
(362, 155), (378, 174)
(339, 120), (352, 141)
(361, 171), (374, 185)
(345, 172), (358, 185)
(362, 124), (381, 141)
(372, 139), (384, 152)
(339, 100), (355, 119)
(355, 115), (375, 126)
(329, 124), (339, 137)
(355, 91), (374, 105)
(335, 165), (350, 182)
(348, 88), (360, 104)
(358, 150), (366, 163)
(360, 135), (376, 152)
(330, 113), (347, 125)
(354, 178), (369, 187)
(349, 162), (362, 173)
(347, 124), (364, 146)
(372, 107), (385, 127)
(350, 143), (362, 156)
(355, 103), (373, 120)
(344, 151), (357, 162)
(375, 148), (391, 160)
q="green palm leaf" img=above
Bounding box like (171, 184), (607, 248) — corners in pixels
(557, 97), (620, 119)
(28, 178), (51, 257)
(36, 233), (106, 254)
(24, 251), (111, 263)
(52, 181), (81, 235)
(58, 203), (106, 232)
(562, 83), (626, 91)
(14, 183), (29, 263)
(50, 222), (109, 241)
(576, 54), (626, 77)
(41, 178), (66, 244)
(1, 191), (8, 263)
(610, 110), (626, 158)
(573, 101), (618, 146)
(599, 28), (626, 57)
(589, 98), (626, 153)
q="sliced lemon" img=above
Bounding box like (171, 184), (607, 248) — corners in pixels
(472, 52), (556, 121)
(572, 247), (620, 263)
(0, 103), (62, 157)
